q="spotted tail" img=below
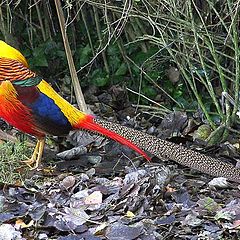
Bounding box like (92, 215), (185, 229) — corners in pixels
(94, 118), (240, 183)
(76, 115), (151, 161)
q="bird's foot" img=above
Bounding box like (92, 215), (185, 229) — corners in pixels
(21, 158), (37, 169)
(21, 138), (45, 170)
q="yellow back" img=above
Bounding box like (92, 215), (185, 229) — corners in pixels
(37, 80), (87, 126)
(0, 40), (29, 67)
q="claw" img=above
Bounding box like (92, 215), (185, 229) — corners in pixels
(21, 138), (45, 169)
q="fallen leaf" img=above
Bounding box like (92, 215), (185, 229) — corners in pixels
(15, 219), (34, 229)
(182, 212), (203, 227)
(0, 224), (23, 240)
(61, 176), (76, 190)
(208, 177), (229, 188)
(63, 207), (90, 226)
(94, 222), (108, 234)
(233, 220), (240, 229)
(126, 211), (135, 218)
(166, 185), (176, 193)
(57, 146), (87, 160)
(84, 191), (102, 205)
(197, 197), (221, 215)
(105, 223), (143, 240)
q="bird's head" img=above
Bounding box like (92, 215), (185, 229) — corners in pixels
(0, 40), (29, 68)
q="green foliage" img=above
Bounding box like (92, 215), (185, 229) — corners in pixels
(0, 142), (30, 184)
(22, 40), (67, 74)
(90, 69), (110, 87)
(202, 197), (220, 213)
(75, 44), (92, 67)
(114, 63), (127, 76)
(31, 46), (48, 67)
(1, 0), (238, 130)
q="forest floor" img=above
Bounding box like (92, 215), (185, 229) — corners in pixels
(0, 85), (240, 240)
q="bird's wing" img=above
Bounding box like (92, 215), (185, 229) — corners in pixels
(14, 78), (73, 136)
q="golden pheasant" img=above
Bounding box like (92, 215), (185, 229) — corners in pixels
(0, 40), (150, 168)
(0, 40), (240, 183)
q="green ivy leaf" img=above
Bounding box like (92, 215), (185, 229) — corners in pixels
(79, 44), (92, 66)
(32, 47), (48, 67)
(94, 76), (109, 87)
(91, 69), (109, 87)
(115, 63), (127, 76)
(144, 86), (157, 97)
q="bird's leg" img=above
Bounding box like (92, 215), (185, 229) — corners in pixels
(22, 138), (45, 169)
(33, 138), (45, 169)
(22, 140), (40, 166)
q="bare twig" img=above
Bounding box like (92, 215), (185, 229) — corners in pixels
(54, 0), (88, 112)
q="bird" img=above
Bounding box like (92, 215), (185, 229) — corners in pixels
(0, 40), (150, 169)
(0, 40), (240, 183)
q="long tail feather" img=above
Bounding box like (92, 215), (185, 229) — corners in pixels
(94, 118), (240, 183)
(76, 115), (151, 161)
